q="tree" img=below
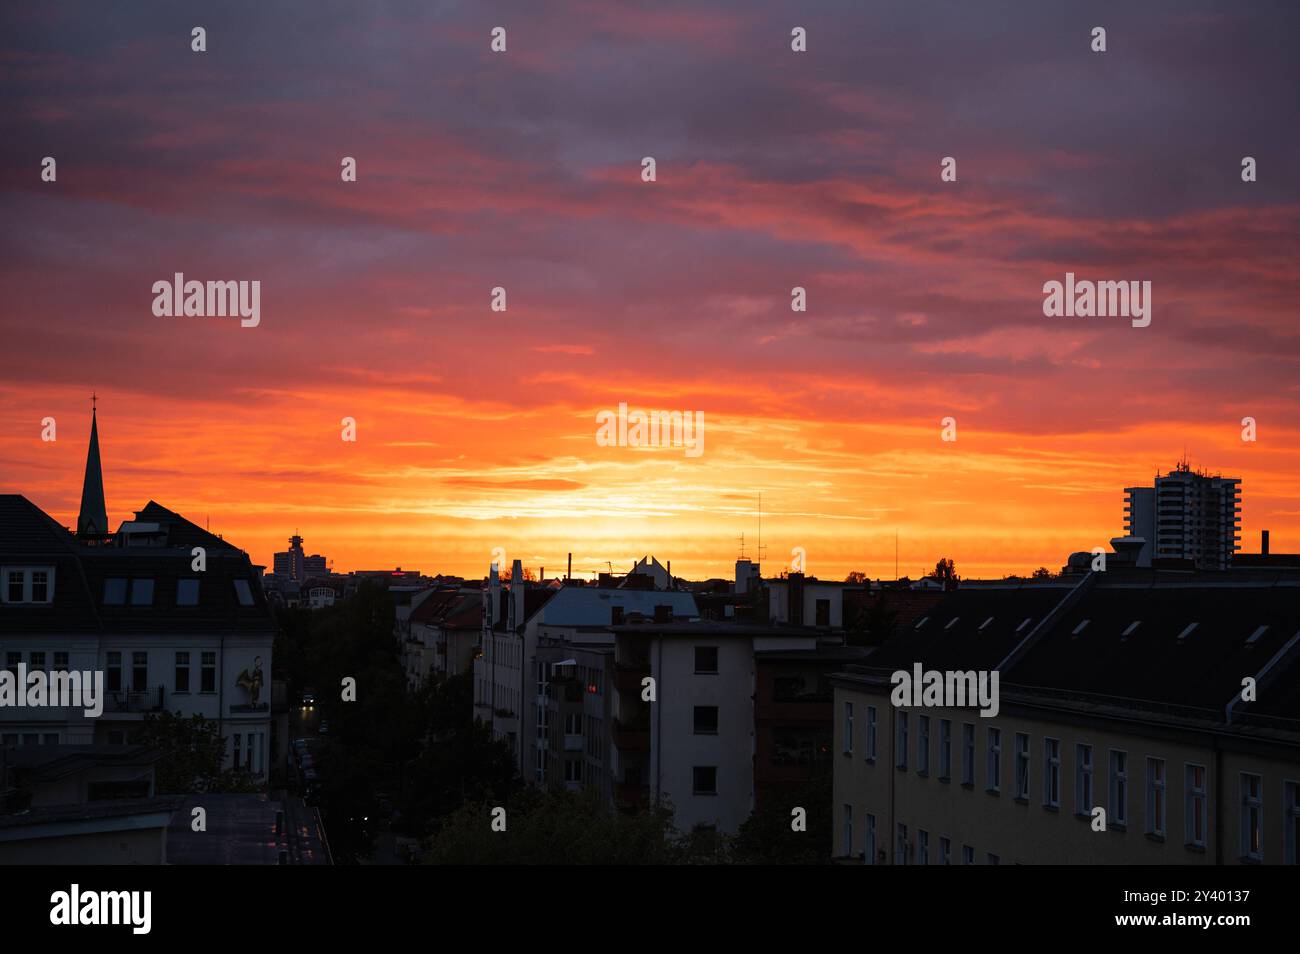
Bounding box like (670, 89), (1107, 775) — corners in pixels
(733, 772), (834, 864)
(847, 591), (898, 646)
(130, 711), (259, 794)
(423, 789), (688, 864)
(844, 571), (867, 584)
(1030, 566), (1055, 580)
(933, 557), (960, 590)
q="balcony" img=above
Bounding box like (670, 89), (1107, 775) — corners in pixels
(614, 663), (649, 698)
(103, 686), (165, 715)
(612, 717), (650, 752)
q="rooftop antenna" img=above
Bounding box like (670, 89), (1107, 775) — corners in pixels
(895, 530), (899, 580)
(737, 532), (746, 560)
(757, 493), (767, 563)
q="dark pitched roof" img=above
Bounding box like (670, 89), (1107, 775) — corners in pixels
(0, 495), (272, 636)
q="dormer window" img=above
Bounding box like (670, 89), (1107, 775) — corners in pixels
(131, 579), (155, 606)
(177, 579), (201, 606)
(233, 579), (255, 606)
(103, 578), (127, 604)
(2, 566), (55, 604)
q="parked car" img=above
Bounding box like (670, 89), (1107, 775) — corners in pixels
(301, 688), (316, 708)
(318, 720), (330, 735)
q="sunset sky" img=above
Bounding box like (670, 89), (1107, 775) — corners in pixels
(3, 1), (1298, 582)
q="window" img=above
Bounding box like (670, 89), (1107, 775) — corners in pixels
(986, 727), (1001, 793)
(177, 579), (200, 606)
(2, 567), (55, 604)
(233, 579), (255, 606)
(842, 804), (853, 857)
(962, 844), (975, 865)
(564, 760), (581, 783)
(895, 713), (908, 770)
(233, 733), (242, 768)
(987, 852), (1000, 865)
(895, 823), (909, 865)
(1241, 773), (1263, 860)
(1015, 732), (1030, 800)
(1109, 750), (1128, 827)
(564, 712), (582, 736)
(842, 702), (853, 753)
(693, 706), (718, 735)
(865, 706), (877, 761)
(917, 716), (930, 776)
(175, 652), (190, 692)
(42, 733), (58, 745)
(53, 651), (69, 671)
(130, 579), (154, 605)
(939, 836), (951, 865)
(865, 813), (876, 865)
(103, 578), (127, 605)
(962, 723), (975, 785)
(29, 651), (46, 673)
(106, 651), (122, 692)
(1185, 763), (1207, 848)
(131, 651), (148, 692)
(694, 646), (718, 674)
(938, 719), (952, 780)
(815, 599), (831, 627)
(201, 651), (216, 693)
(1146, 757), (1166, 836)
(1284, 781), (1299, 865)
(917, 829), (929, 865)
(1076, 744), (1094, 815)
(5, 652), (19, 678)
(1044, 738), (1061, 808)
(692, 766), (717, 795)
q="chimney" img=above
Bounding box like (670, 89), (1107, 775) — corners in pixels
(1262, 530), (1270, 556)
(567, 552), (572, 582)
(488, 563), (501, 627)
(667, 560), (672, 590)
(540, 566), (544, 583)
(654, 603), (672, 623)
(510, 559), (525, 631)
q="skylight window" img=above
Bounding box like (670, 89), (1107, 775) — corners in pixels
(1016, 618), (1033, 633)
(979, 617), (994, 631)
(103, 578), (127, 605)
(914, 617), (929, 630)
(944, 617), (960, 631)
(1122, 621), (1141, 638)
(1245, 625), (1269, 646)
(1177, 622), (1198, 641)
(130, 579), (155, 606)
(1071, 620), (1089, 636)
(177, 579), (201, 606)
(233, 579), (255, 607)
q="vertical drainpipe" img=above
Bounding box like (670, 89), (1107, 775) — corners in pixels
(654, 636), (663, 807)
(888, 696), (896, 865)
(1213, 735), (1223, 865)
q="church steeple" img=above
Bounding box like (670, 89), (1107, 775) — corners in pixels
(77, 395), (109, 538)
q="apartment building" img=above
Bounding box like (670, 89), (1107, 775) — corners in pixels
(473, 559), (699, 779)
(1125, 461), (1242, 569)
(610, 620), (839, 834)
(0, 411), (275, 776)
(832, 571), (1300, 864)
